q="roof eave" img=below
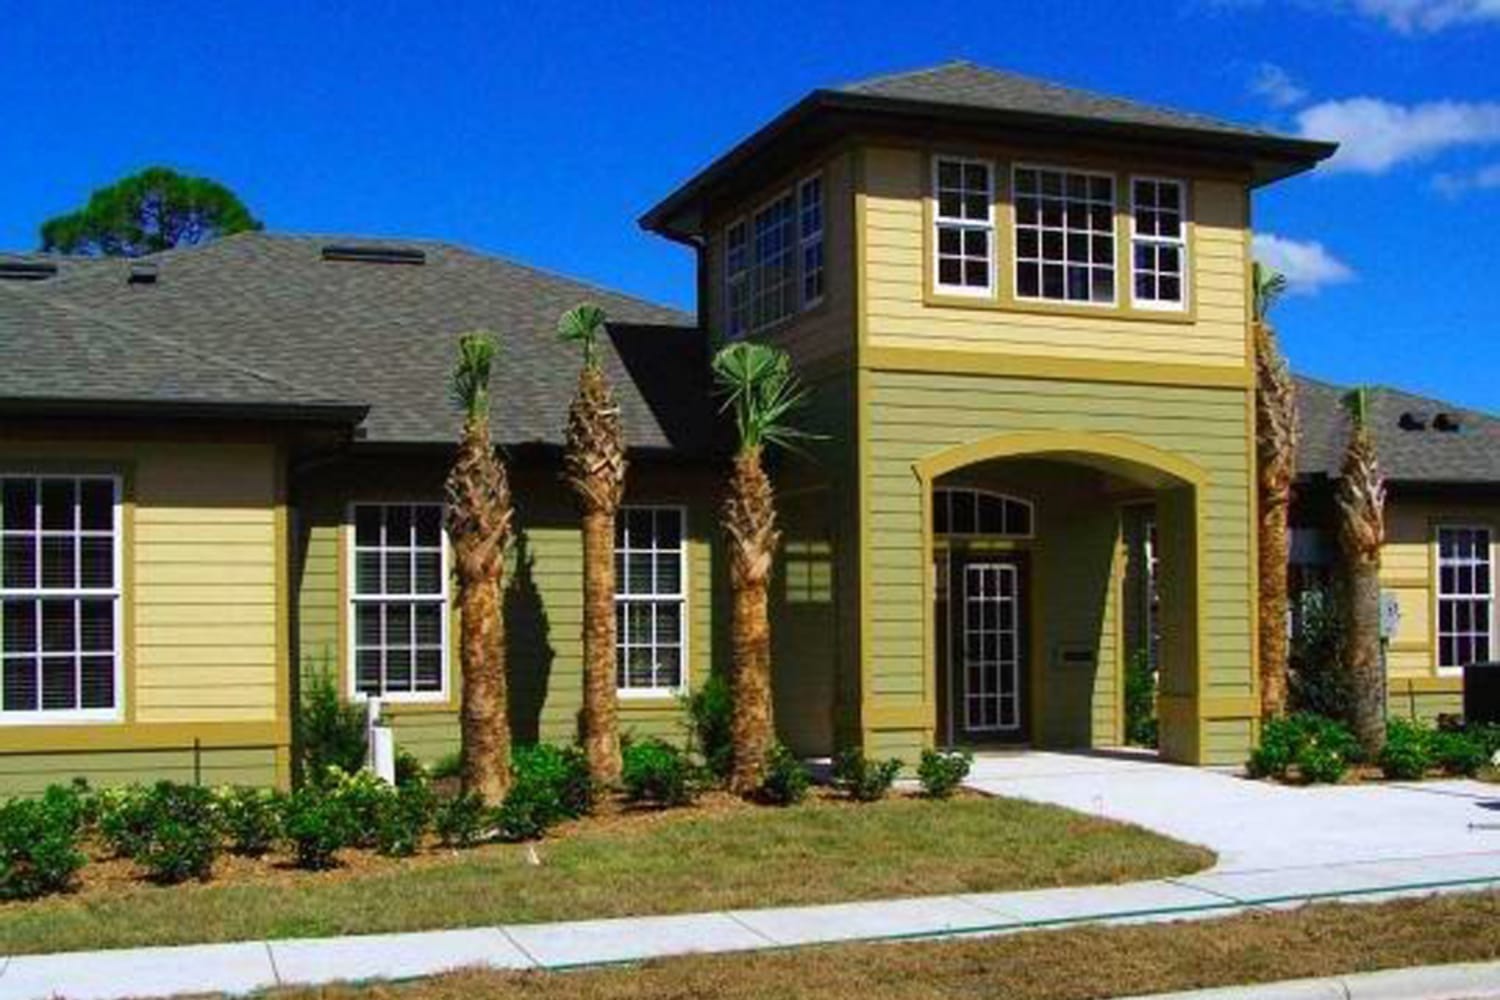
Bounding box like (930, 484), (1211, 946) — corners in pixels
(0, 396), (371, 426)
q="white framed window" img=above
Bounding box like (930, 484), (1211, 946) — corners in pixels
(724, 219), (750, 339)
(750, 192), (798, 333)
(931, 488), (1034, 538)
(933, 157), (994, 295)
(798, 174), (825, 307)
(350, 503), (448, 701)
(615, 506), (686, 695)
(1437, 526), (1493, 671)
(0, 474), (122, 723)
(1014, 165), (1116, 305)
(1131, 177), (1188, 310)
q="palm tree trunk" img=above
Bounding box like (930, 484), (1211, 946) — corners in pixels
(1254, 322), (1297, 717)
(725, 446), (778, 795)
(579, 506), (621, 782)
(1337, 420), (1387, 757)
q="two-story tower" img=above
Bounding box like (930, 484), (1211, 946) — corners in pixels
(643, 62), (1334, 765)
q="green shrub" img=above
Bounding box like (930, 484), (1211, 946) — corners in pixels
(917, 748), (974, 799)
(495, 792), (547, 842)
(1248, 713), (1358, 784)
(216, 787), (283, 857)
(621, 739), (701, 807)
(323, 767), (394, 848)
(1247, 718), (1297, 779)
(1379, 718), (1434, 780)
(1296, 741), (1350, 784)
(1288, 587), (1353, 719)
(395, 751), (429, 788)
(757, 744), (810, 806)
(133, 783), (221, 884)
(683, 673), (734, 781)
(281, 787), (353, 870)
(434, 791), (489, 848)
(95, 784), (155, 858)
(510, 744), (595, 825)
(1432, 728), (1488, 777)
(1463, 723), (1500, 761)
(297, 656), (367, 781)
(374, 783), (435, 857)
(1123, 648), (1158, 748)
(832, 748), (903, 802)
(0, 790), (87, 900)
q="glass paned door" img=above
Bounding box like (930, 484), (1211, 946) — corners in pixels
(962, 562), (1022, 735)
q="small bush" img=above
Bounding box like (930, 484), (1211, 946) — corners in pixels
(395, 751), (428, 789)
(832, 748), (903, 802)
(1288, 587), (1353, 719)
(281, 787), (353, 870)
(1248, 713), (1358, 784)
(683, 673), (734, 781)
(917, 748), (974, 799)
(297, 656), (367, 780)
(0, 789), (87, 900)
(1123, 648), (1158, 748)
(1296, 741), (1349, 784)
(324, 767), (394, 848)
(434, 791), (489, 848)
(133, 783), (221, 884)
(495, 792), (548, 842)
(757, 744), (810, 806)
(217, 787), (283, 857)
(374, 783), (435, 857)
(621, 739), (701, 807)
(1432, 728), (1488, 777)
(1379, 718), (1434, 780)
(510, 744), (595, 825)
(95, 785), (155, 858)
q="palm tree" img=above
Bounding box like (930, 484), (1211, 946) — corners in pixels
(1253, 263), (1297, 718)
(711, 341), (810, 795)
(1337, 387), (1387, 756)
(444, 332), (515, 804)
(559, 303), (627, 784)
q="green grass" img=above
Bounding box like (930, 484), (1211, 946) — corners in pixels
(0, 795), (1210, 955)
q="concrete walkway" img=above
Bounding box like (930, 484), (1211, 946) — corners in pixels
(1, 753), (1496, 999)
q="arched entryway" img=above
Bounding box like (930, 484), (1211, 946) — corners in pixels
(914, 431), (1208, 763)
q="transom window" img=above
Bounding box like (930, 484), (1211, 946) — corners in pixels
(1014, 166), (1116, 304)
(1131, 178), (1188, 309)
(0, 475), (121, 721)
(351, 504), (447, 700)
(725, 220), (750, 338)
(799, 175), (825, 307)
(1437, 526), (1493, 670)
(615, 507), (685, 694)
(932, 489), (1034, 538)
(933, 157), (994, 294)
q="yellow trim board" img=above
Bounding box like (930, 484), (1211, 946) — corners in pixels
(0, 721), (285, 754)
(864, 346), (1251, 389)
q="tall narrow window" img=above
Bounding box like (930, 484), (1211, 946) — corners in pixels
(0, 475), (121, 721)
(798, 175), (825, 307)
(933, 157), (994, 294)
(750, 193), (797, 332)
(1014, 166), (1116, 304)
(1131, 178), (1188, 309)
(351, 503), (447, 700)
(615, 507), (685, 694)
(1437, 526), (1493, 670)
(724, 220), (749, 339)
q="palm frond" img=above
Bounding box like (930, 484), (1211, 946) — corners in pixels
(450, 331), (498, 421)
(557, 303), (608, 368)
(1252, 261), (1288, 322)
(1341, 386), (1371, 429)
(710, 341), (815, 453)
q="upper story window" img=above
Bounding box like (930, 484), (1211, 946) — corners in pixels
(1014, 166), (1116, 305)
(725, 220), (750, 339)
(798, 175), (825, 307)
(1437, 526), (1493, 671)
(1131, 178), (1188, 310)
(1, 475), (121, 722)
(933, 157), (994, 295)
(932, 488), (1034, 538)
(750, 193), (798, 333)
(615, 507), (686, 695)
(351, 503), (448, 701)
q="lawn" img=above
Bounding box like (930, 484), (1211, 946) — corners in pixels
(268, 891), (1500, 1000)
(0, 792), (1210, 956)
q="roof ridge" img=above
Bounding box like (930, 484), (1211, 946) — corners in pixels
(832, 59), (973, 92)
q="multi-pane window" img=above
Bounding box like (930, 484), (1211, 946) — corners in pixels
(1437, 526), (1493, 670)
(750, 193), (798, 332)
(352, 504), (447, 699)
(932, 488), (1034, 538)
(1014, 166), (1116, 304)
(615, 507), (685, 694)
(1131, 178), (1187, 309)
(798, 175), (825, 307)
(724, 220), (750, 339)
(0, 475), (120, 720)
(933, 158), (994, 294)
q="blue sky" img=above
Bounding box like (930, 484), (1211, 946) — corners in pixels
(3, 1), (1496, 410)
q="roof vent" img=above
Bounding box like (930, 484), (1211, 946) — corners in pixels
(127, 261), (158, 285)
(1433, 412), (1463, 432)
(321, 244), (426, 266)
(0, 260), (58, 281)
(1398, 411), (1427, 431)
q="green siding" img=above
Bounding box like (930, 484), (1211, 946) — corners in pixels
(0, 747), (277, 796)
(1387, 685), (1463, 725)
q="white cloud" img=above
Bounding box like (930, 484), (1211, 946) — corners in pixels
(1297, 97), (1500, 172)
(1432, 161), (1500, 195)
(1348, 0), (1500, 32)
(1252, 234), (1355, 294)
(1250, 62), (1308, 108)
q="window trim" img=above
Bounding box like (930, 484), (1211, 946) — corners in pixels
(615, 504), (689, 699)
(0, 472), (124, 726)
(1435, 523), (1495, 676)
(797, 173), (825, 310)
(931, 155), (997, 299)
(345, 501), (451, 705)
(1011, 162), (1119, 310)
(1128, 175), (1190, 313)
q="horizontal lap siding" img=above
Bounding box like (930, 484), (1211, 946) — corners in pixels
(0, 747), (276, 796)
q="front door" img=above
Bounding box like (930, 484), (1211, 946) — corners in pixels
(948, 553), (1028, 744)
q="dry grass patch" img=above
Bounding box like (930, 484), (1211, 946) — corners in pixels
(273, 891), (1500, 1000)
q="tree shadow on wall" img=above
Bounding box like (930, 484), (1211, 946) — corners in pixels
(505, 530), (553, 744)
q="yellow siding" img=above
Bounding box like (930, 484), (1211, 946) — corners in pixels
(860, 146), (1249, 369)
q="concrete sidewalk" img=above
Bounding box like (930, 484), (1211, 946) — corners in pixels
(1118, 959), (1500, 999)
(0, 754), (1495, 999)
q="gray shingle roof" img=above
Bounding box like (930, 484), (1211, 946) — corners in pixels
(1296, 375), (1500, 484)
(1, 234), (709, 450)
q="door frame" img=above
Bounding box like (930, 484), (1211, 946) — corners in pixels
(940, 545), (1032, 746)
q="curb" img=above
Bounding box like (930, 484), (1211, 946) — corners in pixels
(1116, 959), (1500, 1000)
